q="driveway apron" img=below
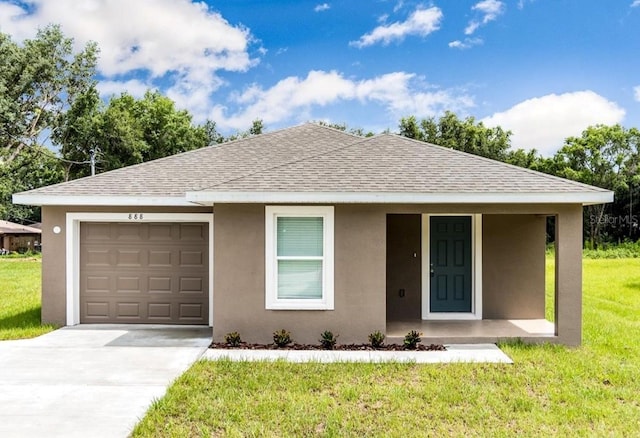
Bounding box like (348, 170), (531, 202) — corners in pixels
(0, 325), (210, 438)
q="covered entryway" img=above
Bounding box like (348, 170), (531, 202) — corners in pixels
(79, 222), (209, 324)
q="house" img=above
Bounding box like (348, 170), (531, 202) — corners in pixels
(13, 123), (613, 346)
(0, 220), (42, 253)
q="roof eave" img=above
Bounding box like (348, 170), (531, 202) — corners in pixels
(13, 190), (614, 207)
(12, 194), (194, 207)
(186, 191), (614, 205)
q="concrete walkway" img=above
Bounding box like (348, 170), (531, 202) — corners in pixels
(0, 325), (211, 438)
(0, 326), (512, 438)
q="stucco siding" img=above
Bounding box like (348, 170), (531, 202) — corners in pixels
(213, 204), (386, 344)
(482, 214), (546, 319)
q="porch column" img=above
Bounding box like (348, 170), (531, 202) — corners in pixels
(554, 205), (583, 346)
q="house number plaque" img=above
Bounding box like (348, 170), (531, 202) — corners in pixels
(128, 213), (144, 220)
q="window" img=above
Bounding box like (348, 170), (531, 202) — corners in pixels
(265, 206), (334, 310)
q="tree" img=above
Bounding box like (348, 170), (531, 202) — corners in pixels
(398, 112), (512, 161)
(316, 121), (374, 137)
(0, 25), (98, 163)
(0, 146), (64, 223)
(57, 91), (211, 179)
(548, 124), (640, 247)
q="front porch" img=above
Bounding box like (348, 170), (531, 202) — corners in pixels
(387, 319), (555, 344)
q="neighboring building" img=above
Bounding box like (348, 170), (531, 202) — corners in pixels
(0, 220), (42, 253)
(13, 124), (613, 346)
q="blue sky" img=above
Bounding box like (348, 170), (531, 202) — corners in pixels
(1, 0), (639, 155)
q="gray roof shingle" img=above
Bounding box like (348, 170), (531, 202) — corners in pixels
(14, 123), (611, 205)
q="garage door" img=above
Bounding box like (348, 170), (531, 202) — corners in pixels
(79, 222), (209, 324)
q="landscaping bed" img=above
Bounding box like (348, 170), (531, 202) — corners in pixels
(209, 342), (446, 351)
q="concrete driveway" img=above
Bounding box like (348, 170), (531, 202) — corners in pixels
(0, 325), (211, 438)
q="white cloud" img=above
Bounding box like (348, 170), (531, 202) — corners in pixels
(314, 3), (330, 12)
(517, 0), (535, 9)
(634, 86), (640, 101)
(0, 0), (256, 118)
(350, 6), (443, 48)
(465, 0), (505, 35)
(632, 0), (640, 7)
(211, 70), (474, 130)
(481, 91), (626, 155)
(97, 79), (151, 99)
(448, 38), (483, 50)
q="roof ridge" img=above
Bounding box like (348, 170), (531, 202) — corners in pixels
(196, 128), (369, 191)
(379, 133), (611, 193)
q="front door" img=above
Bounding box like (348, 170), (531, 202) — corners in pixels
(430, 216), (472, 312)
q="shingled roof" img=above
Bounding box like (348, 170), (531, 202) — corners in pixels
(14, 123), (612, 206)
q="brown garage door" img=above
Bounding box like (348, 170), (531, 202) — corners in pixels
(80, 222), (209, 324)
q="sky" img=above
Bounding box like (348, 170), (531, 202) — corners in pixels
(1, 0), (639, 156)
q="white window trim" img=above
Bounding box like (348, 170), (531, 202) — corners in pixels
(265, 206), (334, 310)
(65, 212), (214, 326)
(421, 214), (483, 320)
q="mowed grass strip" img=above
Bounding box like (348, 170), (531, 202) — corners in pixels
(133, 258), (640, 437)
(0, 258), (56, 340)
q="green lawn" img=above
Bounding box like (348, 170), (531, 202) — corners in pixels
(0, 257), (56, 340)
(133, 258), (640, 437)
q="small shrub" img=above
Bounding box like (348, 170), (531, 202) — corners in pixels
(319, 330), (338, 350)
(273, 329), (292, 348)
(403, 330), (422, 350)
(368, 330), (385, 349)
(224, 331), (242, 347)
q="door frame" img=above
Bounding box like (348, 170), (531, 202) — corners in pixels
(65, 212), (214, 326)
(421, 214), (483, 320)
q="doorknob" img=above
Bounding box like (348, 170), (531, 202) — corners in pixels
(430, 263), (434, 277)
(399, 289), (405, 297)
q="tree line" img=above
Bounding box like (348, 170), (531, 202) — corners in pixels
(396, 114), (640, 248)
(1, 26), (638, 247)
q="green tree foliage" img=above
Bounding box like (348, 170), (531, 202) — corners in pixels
(317, 121), (375, 137)
(57, 90), (213, 179)
(0, 25), (98, 163)
(547, 124), (640, 247)
(398, 112), (512, 161)
(0, 146), (64, 223)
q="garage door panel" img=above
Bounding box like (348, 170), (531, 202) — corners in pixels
(85, 302), (109, 318)
(180, 223), (207, 241)
(115, 223), (145, 241)
(179, 303), (204, 319)
(86, 249), (111, 267)
(149, 250), (172, 267)
(180, 277), (204, 293)
(179, 250), (205, 267)
(80, 222), (209, 325)
(85, 223), (112, 240)
(116, 249), (143, 267)
(148, 223), (173, 240)
(117, 302), (141, 318)
(148, 303), (172, 319)
(148, 277), (172, 293)
(116, 277), (142, 293)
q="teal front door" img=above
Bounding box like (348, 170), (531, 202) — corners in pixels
(430, 216), (472, 312)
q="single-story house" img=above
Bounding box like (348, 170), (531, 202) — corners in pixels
(0, 220), (42, 253)
(13, 123), (613, 346)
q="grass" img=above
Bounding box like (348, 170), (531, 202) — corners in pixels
(0, 257), (56, 340)
(133, 258), (640, 437)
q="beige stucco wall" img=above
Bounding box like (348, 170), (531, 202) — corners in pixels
(482, 214), (546, 319)
(40, 205), (212, 325)
(41, 202), (584, 345)
(213, 204), (387, 344)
